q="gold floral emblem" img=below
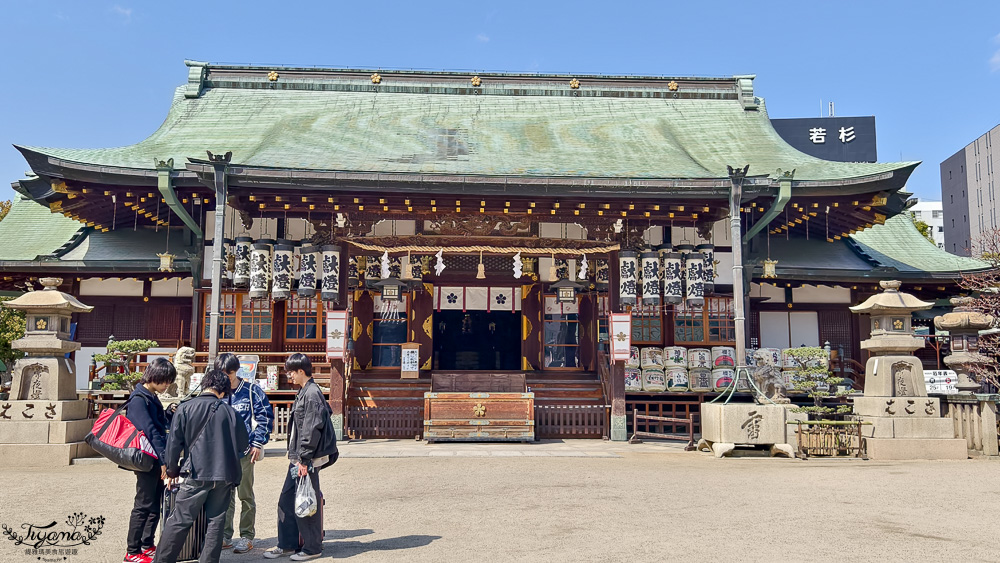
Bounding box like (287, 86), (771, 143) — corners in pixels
(473, 403), (486, 417)
(371, 72), (382, 84)
(330, 329), (343, 340)
(569, 78), (580, 89)
(34, 318), (48, 330)
(668, 81), (678, 91)
(616, 331), (628, 342)
(471, 75), (482, 87)
(267, 71), (279, 82)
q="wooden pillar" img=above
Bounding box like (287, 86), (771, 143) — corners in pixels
(410, 283), (434, 371)
(521, 284), (542, 371)
(608, 249), (627, 441)
(328, 361), (345, 441)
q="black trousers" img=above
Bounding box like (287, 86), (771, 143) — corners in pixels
(277, 464), (324, 555)
(154, 480), (232, 563)
(127, 467), (165, 554)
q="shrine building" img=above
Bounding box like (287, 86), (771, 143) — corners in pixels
(2, 61), (989, 440)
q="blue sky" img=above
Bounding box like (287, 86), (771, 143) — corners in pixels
(2, 1), (999, 202)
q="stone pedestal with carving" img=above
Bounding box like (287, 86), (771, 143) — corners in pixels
(0, 278), (95, 467)
(849, 281), (967, 460)
(697, 403), (795, 458)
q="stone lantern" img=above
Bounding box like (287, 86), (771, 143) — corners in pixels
(848, 280), (966, 460)
(0, 277), (95, 467)
(934, 297), (994, 394)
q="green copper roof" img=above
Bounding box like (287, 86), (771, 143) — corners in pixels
(0, 197), (83, 260)
(850, 215), (991, 273)
(20, 64), (916, 182)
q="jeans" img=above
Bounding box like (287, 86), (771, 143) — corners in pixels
(154, 480), (232, 563)
(223, 455), (256, 541)
(127, 467), (165, 555)
(276, 464), (324, 555)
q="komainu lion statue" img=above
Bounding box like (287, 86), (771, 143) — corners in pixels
(165, 346), (196, 399)
(752, 349), (790, 404)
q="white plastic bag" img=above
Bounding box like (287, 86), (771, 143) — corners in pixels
(294, 474), (318, 518)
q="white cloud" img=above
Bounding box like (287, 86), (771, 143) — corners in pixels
(476, 33), (490, 43)
(112, 5), (132, 22)
(992, 33), (1000, 72)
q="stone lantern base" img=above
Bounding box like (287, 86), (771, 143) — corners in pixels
(854, 396), (967, 460)
(0, 398), (95, 467)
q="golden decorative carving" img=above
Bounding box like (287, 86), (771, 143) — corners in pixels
(423, 315), (433, 338)
(473, 403), (486, 417)
(267, 71), (279, 82)
(522, 315), (532, 340)
(353, 317), (363, 340)
(371, 72), (382, 84)
(421, 357), (432, 370)
(668, 81), (678, 91)
(569, 78), (580, 89)
(471, 75), (482, 87)
(366, 322), (374, 339)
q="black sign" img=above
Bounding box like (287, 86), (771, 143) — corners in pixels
(770, 116), (877, 163)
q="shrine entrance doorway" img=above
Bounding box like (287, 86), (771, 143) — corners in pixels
(433, 310), (522, 370)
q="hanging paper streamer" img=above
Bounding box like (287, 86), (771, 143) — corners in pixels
(233, 236), (253, 289)
(697, 243), (715, 294)
(321, 245), (341, 303)
(434, 249), (446, 275)
(249, 239), (274, 300)
(512, 251), (523, 279)
(380, 251), (391, 280)
(661, 249), (684, 305)
(271, 239), (295, 301)
(618, 250), (638, 306)
(297, 245), (320, 298)
(595, 259), (609, 290)
(685, 250), (706, 307)
(640, 249), (661, 306)
(578, 255), (588, 281)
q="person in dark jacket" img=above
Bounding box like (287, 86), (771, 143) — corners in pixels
(263, 354), (338, 561)
(123, 357), (177, 563)
(214, 353), (275, 554)
(155, 369), (249, 563)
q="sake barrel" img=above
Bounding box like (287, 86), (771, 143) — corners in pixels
(745, 348), (758, 367)
(781, 348), (798, 369)
(758, 348), (782, 367)
(642, 368), (666, 392)
(782, 371), (801, 393)
(711, 346), (736, 368)
(807, 350), (830, 369)
(624, 367), (643, 392)
(666, 367), (690, 392)
(687, 348), (712, 370)
(640, 346), (664, 368)
(689, 368), (713, 392)
(626, 346), (641, 368)
(712, 368), (735, 392)
(663, 346), (687, 368)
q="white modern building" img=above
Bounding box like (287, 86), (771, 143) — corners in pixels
(941, 123), (999, 255)
(909, 199), (944, 249)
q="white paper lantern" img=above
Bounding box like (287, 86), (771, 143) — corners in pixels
(640, 250), (661, 305)
(661, 250), (684, 305)
(618, 251), (638, 306)
(697, 243), (715, 294)
(249, 239), (274, 300)
(346, 256), (360, 289)
(221, 238), (234, 287)
(685, 250), (706, 307)
(595, 259), (609, 289)
(271, 239), (295, 301)
(233, 236), (253, 288)
(297, 245), (320, 298)
(321, 245), (341, 303)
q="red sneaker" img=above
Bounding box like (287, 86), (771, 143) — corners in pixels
(141, 546), (156, 558)
(124, 553), (152, 563)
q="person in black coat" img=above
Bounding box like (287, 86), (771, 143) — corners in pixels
(263, 354), (338, 561)
(123, 357), (177, 563)
(155, 369), (249, 563)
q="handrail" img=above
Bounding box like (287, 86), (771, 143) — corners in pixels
(596, 350), (611, 407)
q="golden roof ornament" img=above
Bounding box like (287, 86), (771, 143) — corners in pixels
(371, 72), (382, 84)
(267, 71), (279, 82)
(471, 75), (482, 87)
(668, 81), (679, 91)
(762, 259), (778, 279)
(157, 253), (177, 273)
(569, 78), (580, 89)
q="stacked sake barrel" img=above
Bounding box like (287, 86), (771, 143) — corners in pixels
(664, 346), (688, 391)
(624, 346), (642, 391)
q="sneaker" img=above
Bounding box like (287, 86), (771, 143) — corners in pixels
(289, 553), (322, 561)
(263, 547), (296, 559)
(123, 554), (152, 563)
(141, 546), (156, 558)
(222, 537), (234, 549)
(233, 537), (253, 553)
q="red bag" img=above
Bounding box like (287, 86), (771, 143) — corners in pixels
(85, 397), (158, 472)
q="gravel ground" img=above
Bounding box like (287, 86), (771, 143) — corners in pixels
(0, 443), (997, 563)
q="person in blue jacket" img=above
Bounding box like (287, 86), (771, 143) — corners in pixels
(123, 357), (177, 563)
(214, 353), (274, 554)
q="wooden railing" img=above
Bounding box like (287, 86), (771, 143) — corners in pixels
(347, 406), (422, 440)
(536, 405), (607, 439)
